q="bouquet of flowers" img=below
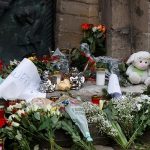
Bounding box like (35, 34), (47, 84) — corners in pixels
(0, 100), (95, 150)
(82, 94), (150, 149)
(81, 23), (106, 56)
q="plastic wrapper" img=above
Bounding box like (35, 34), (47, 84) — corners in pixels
(80, 43), (96, 71)
(95, 56), (122, 78)
(51, 48), (69, 73)
(65, 99), (93, 142)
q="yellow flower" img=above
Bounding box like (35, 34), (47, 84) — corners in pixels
(28, 56), (36, 61)
(50, 106), (60, 115)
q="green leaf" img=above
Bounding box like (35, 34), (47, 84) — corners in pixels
(34, 112), (40, 120)
(51, 115), (59, 126)
(96, 32), (103, 38)
(55, 121), (62, 129)
(87, 37), (94, 44)
(38, 119), (49, 131)
(140, 115), (146, 121)
(29, 124), (37, 131)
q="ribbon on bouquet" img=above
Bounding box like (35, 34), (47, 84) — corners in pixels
(80, 43), (96, 72)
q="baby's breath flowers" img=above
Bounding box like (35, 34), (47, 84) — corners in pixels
(82, 102), (118, 137)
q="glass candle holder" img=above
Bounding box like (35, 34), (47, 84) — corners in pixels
(96, 68), (105, 86)
(91, 95), (100, 105)
(53, 71), (61, 85)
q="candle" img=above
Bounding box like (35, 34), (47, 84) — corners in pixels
(96, 68), (105, 86)
(91, 95), (100, 105)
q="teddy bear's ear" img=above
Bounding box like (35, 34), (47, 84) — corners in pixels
(126, 53), (136, 65)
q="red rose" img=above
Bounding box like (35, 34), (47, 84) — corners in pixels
(81, 23), (93, 31)
(0, 118), (7, 128)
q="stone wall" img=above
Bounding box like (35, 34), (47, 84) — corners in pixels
(132, 0), (149, 51)
(55, 0), (100, 49)
(55, 0), (150, 59)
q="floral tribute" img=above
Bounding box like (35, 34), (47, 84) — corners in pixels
(0, 100), (95, 150)
(82, 94), (150, 149)
(81, 23), (106, 56)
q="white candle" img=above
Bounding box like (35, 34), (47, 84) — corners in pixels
(96, 68), (105, 86)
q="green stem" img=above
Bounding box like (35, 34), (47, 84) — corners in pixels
(126, 121), (144, 149)
(19, 126), (49, 142)
(111, 121), (128, 149)
(20, 138), (30, 150)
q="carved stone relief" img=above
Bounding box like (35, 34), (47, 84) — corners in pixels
(0, 0), (56, 62)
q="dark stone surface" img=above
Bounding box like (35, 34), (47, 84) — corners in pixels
(0, 0), (56, 63)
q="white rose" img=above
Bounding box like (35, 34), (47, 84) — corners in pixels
(44, 104), (52, 112)
(92, 27), (97, 32)
(16, 110), (25, 117)
(26, 107), (30, 112)
(14, 103), (22, 109)
(8, 114), (20, 122)
(31, 104), (40, 112)
(7, 105), (14, 111)
(11, 121), (20, 127)
(20, 101), (26, 105)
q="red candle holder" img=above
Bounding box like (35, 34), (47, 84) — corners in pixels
(91, 95), (100, 105)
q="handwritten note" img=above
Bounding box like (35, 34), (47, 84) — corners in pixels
(0, 58), (46, 102)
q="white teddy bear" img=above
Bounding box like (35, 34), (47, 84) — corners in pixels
(126, 51), (150, 86)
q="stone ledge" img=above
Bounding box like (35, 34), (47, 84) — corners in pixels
(47, 83), (146, 101)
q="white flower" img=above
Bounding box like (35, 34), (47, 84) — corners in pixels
(20, 100), (26, 105)
(7, 105), (14, 111)
(10, 59), (19, 66)
(14, 103), (22, 109)
(26, 104), (39, 112)
(31, 104), (40, 112)
(8, 114), (20, 122)
(26, 106), (30, 112)
(16, 109), (25, 117)
(145, 109), (149, 114)
(141, 95), (150, 100)
(136, 104), (142, 111)
(34, 145), (40, 150)
(55, 110), (60, 116)
(44, 104), (52, 112)
(11, 121), (20, 127)
(92, 27), (97, 32)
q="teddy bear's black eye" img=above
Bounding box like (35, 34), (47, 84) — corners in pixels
(145, 62), (147, 64)
(140, 61), (142, 63)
